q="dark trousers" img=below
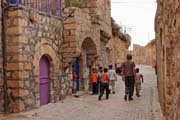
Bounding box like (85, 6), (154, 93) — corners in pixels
(97, 81), (101, 93)
(125, 76), (135, 98)
(92, 83), (98, 94)
(99, 83), (109, 99)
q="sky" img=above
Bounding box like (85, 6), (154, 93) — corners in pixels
(111, 0), (157, 50)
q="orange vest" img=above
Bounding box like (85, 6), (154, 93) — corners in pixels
(91, 73), (98, 83)
(101, 73), (109, 83)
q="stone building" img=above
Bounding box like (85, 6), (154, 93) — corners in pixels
(155, 0), (180, 119)
(107, 18), (131, 67)
(63, 0), (111, 92)
(0, 0), (111, 112)
(133, 39), (156, 66)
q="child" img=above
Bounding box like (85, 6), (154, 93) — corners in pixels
(108, 65), (117, 94)
(91, 68), (98, 94)
(135, 68), (143, 97)
(98, 68), (110, 100)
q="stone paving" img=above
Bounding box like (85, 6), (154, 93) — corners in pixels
(0, 65), (163, 120)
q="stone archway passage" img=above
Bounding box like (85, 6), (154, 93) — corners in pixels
(81, 37), (98, 67)
(39, 55), (50, 106)
(79, 37), (98, 91)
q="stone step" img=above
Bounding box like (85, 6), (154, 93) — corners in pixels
(72, 91), (85, 98)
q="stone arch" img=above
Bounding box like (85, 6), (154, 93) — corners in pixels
(81, 37), (98, 66)
(33, 42), (60, 107)
(78, 37), (98, 91)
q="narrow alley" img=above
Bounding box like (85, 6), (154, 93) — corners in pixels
(0, 65), (162, 120)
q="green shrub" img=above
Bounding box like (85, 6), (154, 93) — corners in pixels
(65, 0), (83, 8)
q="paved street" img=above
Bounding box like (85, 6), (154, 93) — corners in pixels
(0, 65), (163, 120)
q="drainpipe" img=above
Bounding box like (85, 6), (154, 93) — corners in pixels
(1, 0), (8, 112)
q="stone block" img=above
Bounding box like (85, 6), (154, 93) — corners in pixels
(29, 11), (40, 22)
(13, 18), (28, 26)
(7, 63), (24, 71)
(69, 42), (77, 47)
(6, 26), (23, 35)
(20, 36), (29, 44)
(63, 53), (74, 58)
(12, 71), (30, 79)
(8, 10), (23, 17)
(19, 89), (29, 97)
(9, 99), (25, 112)
(64, 17), (76, 24)
(64, 23), (77, 30)
(63, 47), (76, 53)
(12, 89), (19, 97)
(12, 55), (29, 61)
(63, 43), (70, 48)
(27, 97), (33, 105)
(70, 29), (76, 35)
(24, 81), (30, 87)
(24, 63), (32, 70)
(6, 45), (20, 53)
(64, 36), (76, 42)
(64, 57), (74, 63)
(63, 30), (70, 36)
(7, 80), (24, 88)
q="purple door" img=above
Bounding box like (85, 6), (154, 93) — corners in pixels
(39, 56), (50, 106)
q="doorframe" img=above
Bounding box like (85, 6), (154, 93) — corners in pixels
(39, 55), (51, 106)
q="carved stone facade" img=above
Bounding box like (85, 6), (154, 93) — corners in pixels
(155, 0), (180, 119)
(133, 39), (156, 66)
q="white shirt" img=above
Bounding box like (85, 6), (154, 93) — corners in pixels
(108, 69), (117, 81)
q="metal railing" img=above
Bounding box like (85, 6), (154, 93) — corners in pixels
(4, 0), (62, 17)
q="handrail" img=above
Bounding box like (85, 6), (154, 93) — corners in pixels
(5, 0), (62, 17)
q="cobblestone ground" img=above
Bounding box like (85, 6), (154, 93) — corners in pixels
(0, 65), (163, 120)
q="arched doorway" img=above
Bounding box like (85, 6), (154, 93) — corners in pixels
(39, 55), (50, 106)
(79, 38), (98, 91)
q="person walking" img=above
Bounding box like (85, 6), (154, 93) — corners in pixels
(97, 66), (103, 93)
(98, 68), (110, 100)
(91, 68), (98, 94)
(121, 54), (136, 101)
(72, 65), (77, 93)
(135, 68), (143, 97)
(108, 65), (117, 94)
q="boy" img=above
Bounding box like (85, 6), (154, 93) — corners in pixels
(97, 67), (103, 93)
(135, 68), (143, 97)
(91, 68), (98, 94)
(108, 65), (117, 94)
(98, 68), (110, 100)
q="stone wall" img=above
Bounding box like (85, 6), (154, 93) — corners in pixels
(146, 40), (156, 66)
(107, 36), (130, 67)
(63, 7), (100, 91)
(62, 0), (112, 91)
(133, 40), (156, 66)
(83, 0), (112, 35)
(4, 7), (63, 112)
(0, 0), (3, 112)
(155, 0), (180, 119)
(133, 44), (145, 64)
(97, 0), (112, 36)
(63, 7), (100, 66)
